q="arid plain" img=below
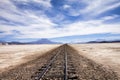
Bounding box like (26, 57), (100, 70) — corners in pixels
(0, 43), (120, 79)
(0, 44), (60, 73)
(70, 43), (120, 78)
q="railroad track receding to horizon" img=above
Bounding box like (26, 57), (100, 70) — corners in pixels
(31, 44), (119, 80)
(31, 44), (79, 80)
(0, 44), (119, 80)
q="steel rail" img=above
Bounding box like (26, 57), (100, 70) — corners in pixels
(64, 45), (67, 80)
(35, 50), (61, 80)
(34, 45), (69, 80)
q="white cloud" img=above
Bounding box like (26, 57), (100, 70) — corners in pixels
(0, 0), (55, 26)
(0, 12), (57, 38)
(62, 15), (120, 36)
(0, 0), (17, 11)
(0, 13), (120, 39)
(65, 0), (120, 17)
(101, 15), (119, 20)
(62, 4), (80, 16)
(0, 0), (56, 38)
(51, 14), (65, 22)
(33, 0), (52, 8)
(2, 15), (118, 39)
(0, 0), (120, 39)
(82, 0), (120, 15)
(91, 1), (120, 16)
(0, 1), (31, 24)
(63, 4), (71, 9)
(14, 0), (52, 8)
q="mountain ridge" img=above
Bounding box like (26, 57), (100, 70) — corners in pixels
(0, 38), (61, 45)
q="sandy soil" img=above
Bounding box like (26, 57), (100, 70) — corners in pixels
(0, 44), (119, 80)
(0, 44), (60, 73)
(70, 43), (120, 77)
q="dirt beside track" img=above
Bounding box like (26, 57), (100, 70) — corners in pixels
(0, 46), (61, 80)
(67, 46), (119, 80)
(0, 44), (119, 80)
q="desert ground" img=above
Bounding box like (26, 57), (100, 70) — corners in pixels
(0, 43), (120, 79)
(70, 43), (120, 77)
(0, 44), (60, 73)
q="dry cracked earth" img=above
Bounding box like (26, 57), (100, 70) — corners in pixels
(0, 44), (119, 80)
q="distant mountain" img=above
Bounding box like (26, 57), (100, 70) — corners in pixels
(8, 41), (26, 44)
(87, 40), (120, 43)
(0, 39), (61, 45)
(0, 41), (27, 45)
(29, 38), (61, 44)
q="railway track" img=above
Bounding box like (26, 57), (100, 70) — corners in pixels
(0, 44), (118, 80)
(31, 44), (79, 80)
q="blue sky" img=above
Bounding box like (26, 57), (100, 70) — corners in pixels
(0, 0), (120, 43)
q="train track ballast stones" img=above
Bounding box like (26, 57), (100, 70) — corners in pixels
(31, 44), (79, 80)
(31, 44), (119, 80)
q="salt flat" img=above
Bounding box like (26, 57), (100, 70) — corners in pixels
(0, 44), (60, 73)
(71, 43), (120, 77)
(1, 43), (120, 78)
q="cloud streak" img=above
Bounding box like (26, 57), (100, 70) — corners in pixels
(64, 0), (120, 17)
(0, 0), (120, 41)
(1, 15), (119, 39)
